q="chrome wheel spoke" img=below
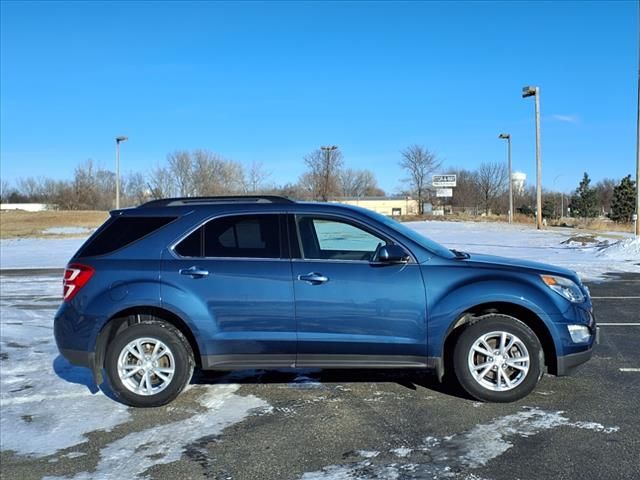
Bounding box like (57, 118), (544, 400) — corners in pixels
(122, 365), (143, 379)
(499, 332), (507, 354)
(473, 345), (492, 357)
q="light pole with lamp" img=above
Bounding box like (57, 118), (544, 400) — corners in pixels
(522, 86), (543, 230)
(498, 133), (513, 224)
(320, 145), (338, 202)
(115, 136), (128, 209)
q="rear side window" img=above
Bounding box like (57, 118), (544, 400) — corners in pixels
(174, 214), (281, 259)
(77, 216), (176, 257)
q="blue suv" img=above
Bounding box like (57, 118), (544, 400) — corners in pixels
(54, 196), (596, 407)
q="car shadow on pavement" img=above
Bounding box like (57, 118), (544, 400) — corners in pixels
(192, 368), (475, 401)
(52, 355), (120, 401)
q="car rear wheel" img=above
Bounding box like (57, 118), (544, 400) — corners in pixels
(453, 315), (544, 402)
(105, 319), (194, 407)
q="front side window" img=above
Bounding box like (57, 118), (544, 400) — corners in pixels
(174, 214), (280, 259)
(296, 216), (386, 261)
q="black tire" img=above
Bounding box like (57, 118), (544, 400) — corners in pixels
(453, 315), (544, 403)
(105, 319), (194, 408)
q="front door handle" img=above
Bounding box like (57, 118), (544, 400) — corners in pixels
(179, 266), (209, 278)
(298, 272), (329, 284)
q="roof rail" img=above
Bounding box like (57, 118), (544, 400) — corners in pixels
(138, 195), (296, 208)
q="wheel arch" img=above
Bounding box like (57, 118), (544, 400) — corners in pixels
(94, 306), (202, 383)
(441, 302), (558, 380)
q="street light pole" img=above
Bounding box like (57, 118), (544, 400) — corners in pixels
(115, 136), (128, 209)
(498, 133), (513, 224)
(320, 145), (338, 202)
(523, 86), (543, 230)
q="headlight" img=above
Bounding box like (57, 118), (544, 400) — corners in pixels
(540, 275), (585, 303)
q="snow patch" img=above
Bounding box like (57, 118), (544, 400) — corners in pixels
(0, 275), (131, 457)
(44, 385), (268, 480)
(42, 227), (93, 235)
(390, 447), (412, 457)
(299, 407), (619, 479)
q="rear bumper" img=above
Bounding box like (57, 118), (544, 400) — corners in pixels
(59, 348), (93, 369)
(556, 347), (593, 376)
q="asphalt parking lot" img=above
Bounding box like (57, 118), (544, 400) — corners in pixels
(1, 271), (639, 480)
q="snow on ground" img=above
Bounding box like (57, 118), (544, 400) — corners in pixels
(44, 385), (268, 480)
(300, 407), (619, 479)
(0, 272), (270, 471)
(0, 237), (83, 269)
(0, 274), (130, 456)
(42, 227), (94, 235)
(407, 221), (640, 281)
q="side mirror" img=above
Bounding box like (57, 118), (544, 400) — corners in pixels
(374, 244), (410, 264)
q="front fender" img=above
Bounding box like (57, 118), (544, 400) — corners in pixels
(424, 267), (567, 358)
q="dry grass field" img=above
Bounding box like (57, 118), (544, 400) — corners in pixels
(0, 210), (108, 239)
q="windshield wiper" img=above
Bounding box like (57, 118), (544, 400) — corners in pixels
(450, 249), (470, 259)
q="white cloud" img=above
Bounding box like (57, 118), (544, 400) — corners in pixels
(551, 114), (580, 123)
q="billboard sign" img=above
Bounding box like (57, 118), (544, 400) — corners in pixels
(432, 174), (457, 187)
(436, 188), (453, 197)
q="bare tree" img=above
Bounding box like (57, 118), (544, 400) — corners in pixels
(148, 165), (176, 199)
(339, 168), (383, 197)
(399, 145), (441, 214)
(167, 151), (194, 197)
(474, 162), (508, 215)
(245, 161), (271, 193)
(449, 168), (481, 213)
(0, 179), (10, 202)
(301, 147), (344, 201)
(594, 178), (616, 215)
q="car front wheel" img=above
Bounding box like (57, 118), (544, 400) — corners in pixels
(105, 319), (194, 407)
(453, 315), (544, 402)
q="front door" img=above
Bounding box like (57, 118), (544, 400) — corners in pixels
(290, 214), (428, 368)
(161, 213), (296, 369)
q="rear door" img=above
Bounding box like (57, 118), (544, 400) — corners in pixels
(290, 214), (428, 367)
(161, 213), (296, 369)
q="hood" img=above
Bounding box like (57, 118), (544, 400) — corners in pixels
(463, 252), (578, 280)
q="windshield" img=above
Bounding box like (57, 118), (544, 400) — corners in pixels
(365, 210), (456, 259)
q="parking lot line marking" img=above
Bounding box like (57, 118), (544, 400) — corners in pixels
(591, 296), (640, 299)
(619, 368), (640, 372)
(598, 323), (640, 326)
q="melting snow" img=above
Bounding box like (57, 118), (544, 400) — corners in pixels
(44, 385), (269, 480)
(0, 275), (131, 457)
(300, 407), (619, 479)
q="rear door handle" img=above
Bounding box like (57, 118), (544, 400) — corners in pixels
(179, 266), (209, 278)
(298, 272), (329, 284)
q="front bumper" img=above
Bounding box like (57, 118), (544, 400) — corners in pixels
(555, 347), (593, 376)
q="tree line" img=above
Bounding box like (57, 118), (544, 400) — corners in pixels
(0, 147), (384, 210)
(1, 146), (636, 224)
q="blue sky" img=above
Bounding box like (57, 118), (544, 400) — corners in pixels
(1, 0), (637, 194)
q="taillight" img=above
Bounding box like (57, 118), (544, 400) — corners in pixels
(63, 263), (95, 301)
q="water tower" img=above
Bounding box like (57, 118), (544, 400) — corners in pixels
(511, 172), (526, 195)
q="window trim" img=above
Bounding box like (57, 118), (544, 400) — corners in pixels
(169, 212), (287, 261)
(289, 213), (417, 264)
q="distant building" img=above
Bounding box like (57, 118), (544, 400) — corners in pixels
(512, 172), (526, 195)
(0, 203), (50, 212)
(332, 197), (419, 216)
